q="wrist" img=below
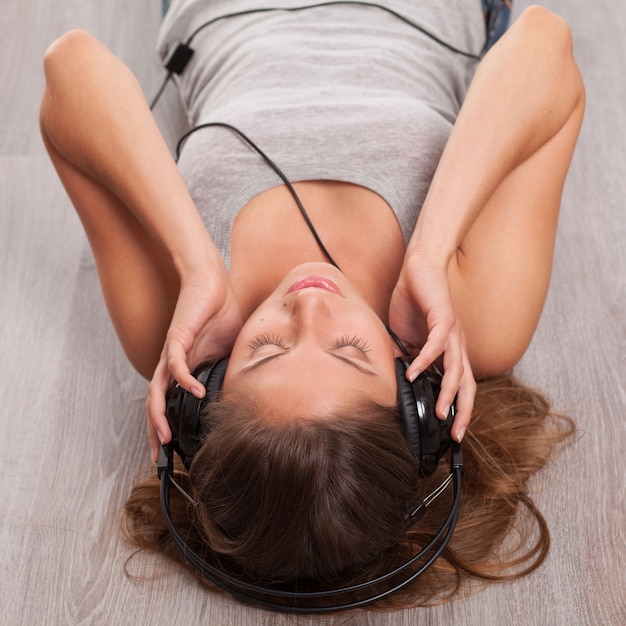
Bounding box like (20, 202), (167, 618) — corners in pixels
(406, 224), (458, 269)
(171, 233), (224, 280)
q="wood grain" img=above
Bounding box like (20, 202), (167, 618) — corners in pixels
(1, 1), (624, 624)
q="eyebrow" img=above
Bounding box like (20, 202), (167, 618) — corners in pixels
(240, 351), (377, 376)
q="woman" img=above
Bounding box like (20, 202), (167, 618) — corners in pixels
(40, 0), (584, 610)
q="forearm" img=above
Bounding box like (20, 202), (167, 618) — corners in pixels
(410, 7), (582, 264)
(40, 30), (218, 276)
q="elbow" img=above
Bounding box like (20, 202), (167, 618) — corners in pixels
(517, 5), (574, 53)
(43, 29), (97, 78)
(40, 30), (102, 148)
(467, 335), (529, 380)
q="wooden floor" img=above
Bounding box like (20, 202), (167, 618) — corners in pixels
(1, 1), (624, 624)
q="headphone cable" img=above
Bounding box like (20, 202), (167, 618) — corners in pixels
(150, 1), (482, 110)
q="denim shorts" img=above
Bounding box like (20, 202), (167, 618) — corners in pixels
(161, 1), (512, 53)
(482, 0), (513, 52)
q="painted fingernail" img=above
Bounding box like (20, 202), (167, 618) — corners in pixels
(456, 427), (466, 443)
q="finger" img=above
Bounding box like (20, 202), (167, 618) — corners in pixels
(405, 321), (452, 381)
(147, 385), (170, 433)
(450, 374), (476, 443)
(146, 409), (161, 464)
(146, 397), (170, 464)
(436, 330), (465, 420)
(146, 358), (174, 448)
(146, 383), (171, 442)
(450, 351), (476, 442)
(166, 341), (206, 399)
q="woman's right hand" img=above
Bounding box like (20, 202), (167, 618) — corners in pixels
(146, 262), (243, 462)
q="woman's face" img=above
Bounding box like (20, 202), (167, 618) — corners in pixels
(223, 262), (398, 417)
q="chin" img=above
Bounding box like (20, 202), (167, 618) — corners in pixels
(289, 261), (342, 275)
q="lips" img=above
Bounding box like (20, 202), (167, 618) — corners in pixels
(286, 275), (343, 296)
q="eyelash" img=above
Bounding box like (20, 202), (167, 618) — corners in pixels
(248, 333), (288, 350)
(333, 335), (371, 353)
(248, 334), (370, 353)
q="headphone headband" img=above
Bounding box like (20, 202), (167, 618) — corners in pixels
(158, 358), (461, 612)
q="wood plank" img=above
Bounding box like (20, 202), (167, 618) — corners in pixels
(1, 0), (624, 624)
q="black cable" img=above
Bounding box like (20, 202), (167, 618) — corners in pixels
(176, 122), (341, 268)
(149, 1), (483, 271)
(184, 2), (482, 59)
(174, 123), (429, 361)
(150, 1), (482, 111)
(159, 454), (461, 614)
(149, 71), (172, 110)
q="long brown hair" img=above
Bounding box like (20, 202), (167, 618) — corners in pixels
(121, 373), (574, 609)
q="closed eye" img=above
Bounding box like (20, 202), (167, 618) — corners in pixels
(240, 350), (376, 376)
(241, 333), (376, 375)
(249, 333), (288, 350)
(249, 333), (370, 354)
(332, 334), (371, 354)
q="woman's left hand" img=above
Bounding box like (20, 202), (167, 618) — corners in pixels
(389, 250), (475, 442)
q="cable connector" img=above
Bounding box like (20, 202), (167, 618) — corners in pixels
(165, 43), (195, 75)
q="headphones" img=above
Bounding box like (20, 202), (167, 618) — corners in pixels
(165, 358), (454, 475)
(158, 358), (463, 613)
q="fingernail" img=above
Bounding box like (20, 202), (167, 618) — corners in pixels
(151, 447), (158, 463)
(441, 404), (450, 420)
(156, 429), (165, 445)
(191, 385), (204, 398)
(408, 370), (419, 383)
(456, 427), (466, 443)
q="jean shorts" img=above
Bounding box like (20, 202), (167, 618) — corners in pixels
(482, 0), (513, 52)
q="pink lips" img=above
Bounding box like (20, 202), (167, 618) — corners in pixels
(287, 275), (343, 296)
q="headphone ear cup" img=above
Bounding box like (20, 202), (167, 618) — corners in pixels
(395, 359), (454, 477)
(165, 358), (229, 468)
(202, 358), (229, 401)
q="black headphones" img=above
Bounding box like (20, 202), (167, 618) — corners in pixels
(158, 358), (462, 613)
(165, 358), (454, 475)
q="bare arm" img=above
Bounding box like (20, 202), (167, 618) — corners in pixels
(390, 7), (585, 440)
(41, 30), (216, 275)
(41, 30), (243, 461)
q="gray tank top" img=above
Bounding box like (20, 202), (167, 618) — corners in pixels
(157, 0), (485, 268)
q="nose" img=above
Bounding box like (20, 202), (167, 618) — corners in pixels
(290, 289), (333, 328)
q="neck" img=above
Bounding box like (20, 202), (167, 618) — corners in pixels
(228, 181), (406, 321)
